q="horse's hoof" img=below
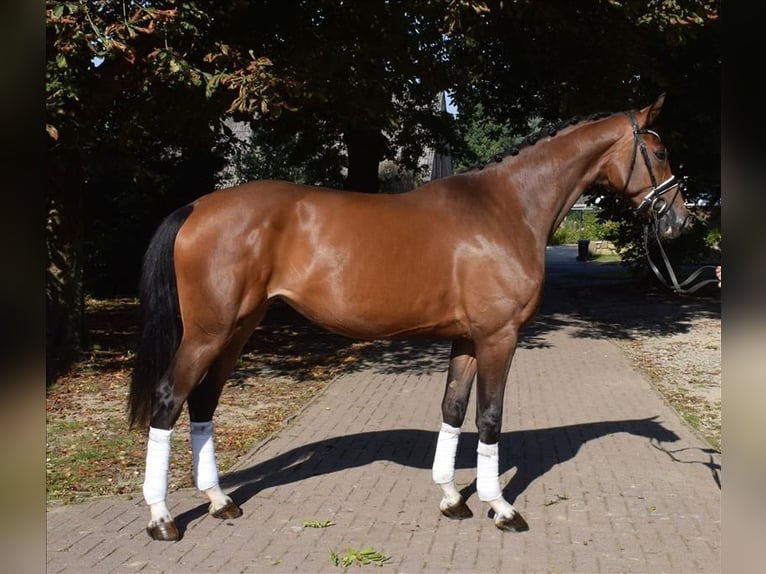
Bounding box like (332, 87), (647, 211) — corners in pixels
(440, 500), (474, 520)
(146, 520), (180, 541)
(211, 501), (243, 519)
(494, 511), (529, 532)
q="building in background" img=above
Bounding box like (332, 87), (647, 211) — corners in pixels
(421, 92), (454, 182)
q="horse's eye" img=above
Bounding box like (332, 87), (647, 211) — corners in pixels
(654, 149), (668, 161)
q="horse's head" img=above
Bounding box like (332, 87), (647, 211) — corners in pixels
(603, 94), (691, 239)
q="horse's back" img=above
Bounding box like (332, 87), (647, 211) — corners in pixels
(184, 178), (478, 252)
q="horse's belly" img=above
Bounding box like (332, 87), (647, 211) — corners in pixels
(271, 287), (468, 341)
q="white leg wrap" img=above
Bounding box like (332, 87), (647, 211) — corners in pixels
(143, 427), (172, 506)
(432, 422), (461, 484)
(191, 421), (219, 492)
(476, 441), (502, 502)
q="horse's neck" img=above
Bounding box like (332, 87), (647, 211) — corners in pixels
(493, 125), (618, 243)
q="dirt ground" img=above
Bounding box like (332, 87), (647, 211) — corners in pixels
(566, 278), (721, 449)
(46, 272), (720, 504)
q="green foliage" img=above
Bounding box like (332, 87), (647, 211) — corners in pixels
(46, 412), (142, 503)
(447, 1), (719, 121)
(45, 1), (295, 142)
(452, 103), (525, 171)
(378, 161), (425, 194)
(231, 118), (346, 188)
(644, 212), (721, 265)
(550, 209), (618, 245)
(330, 547), (391, 568)
(550, 192), (722, 270)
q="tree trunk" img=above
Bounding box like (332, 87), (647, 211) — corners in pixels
(343, 127), (386, 193)
(46, 147), (84, 383)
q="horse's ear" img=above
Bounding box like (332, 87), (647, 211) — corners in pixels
(639, 93), (666, 128)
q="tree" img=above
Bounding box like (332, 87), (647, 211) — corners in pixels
(229, 116), (347, 188)
(451, 103), (533, 171)
(220, 0), (467, 192)
(45, 1), (294, 380)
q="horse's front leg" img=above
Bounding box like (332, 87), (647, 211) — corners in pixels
(433, 339), (476, 519)
(474, 334), (529, 532)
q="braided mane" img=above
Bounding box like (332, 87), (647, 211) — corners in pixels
(466, 110), (618, 172)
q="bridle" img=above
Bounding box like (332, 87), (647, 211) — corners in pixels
(623, 111), (681, 218)
(624, 112), (718, 295)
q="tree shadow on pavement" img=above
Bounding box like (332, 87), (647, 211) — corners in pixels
(524, 270), (720, 344)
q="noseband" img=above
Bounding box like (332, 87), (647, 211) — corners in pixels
(624, 111), (681, 219)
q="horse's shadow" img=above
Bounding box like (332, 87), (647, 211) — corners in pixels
(173, 416), (714, 534)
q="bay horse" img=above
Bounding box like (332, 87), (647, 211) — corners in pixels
(128, 94), (689, 541)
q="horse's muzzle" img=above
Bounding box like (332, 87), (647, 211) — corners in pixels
(659, 210), (691, 240)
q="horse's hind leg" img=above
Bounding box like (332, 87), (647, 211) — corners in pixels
(143, 332), (235, 541)
(186, 327), (258, 522)
(433, 339), (476, 519)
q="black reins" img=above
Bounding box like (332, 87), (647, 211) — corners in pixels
(642, 224), (718, 294)
(624, 112), (718, 295)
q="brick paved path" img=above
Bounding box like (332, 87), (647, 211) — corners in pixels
(47, 247), (721, 573)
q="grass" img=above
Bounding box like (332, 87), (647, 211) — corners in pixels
(590, 252), (622, 263)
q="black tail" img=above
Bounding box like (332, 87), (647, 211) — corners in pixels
(128, 204), (194, 428)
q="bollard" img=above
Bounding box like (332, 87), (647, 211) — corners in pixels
(577, 239), (590, 261)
